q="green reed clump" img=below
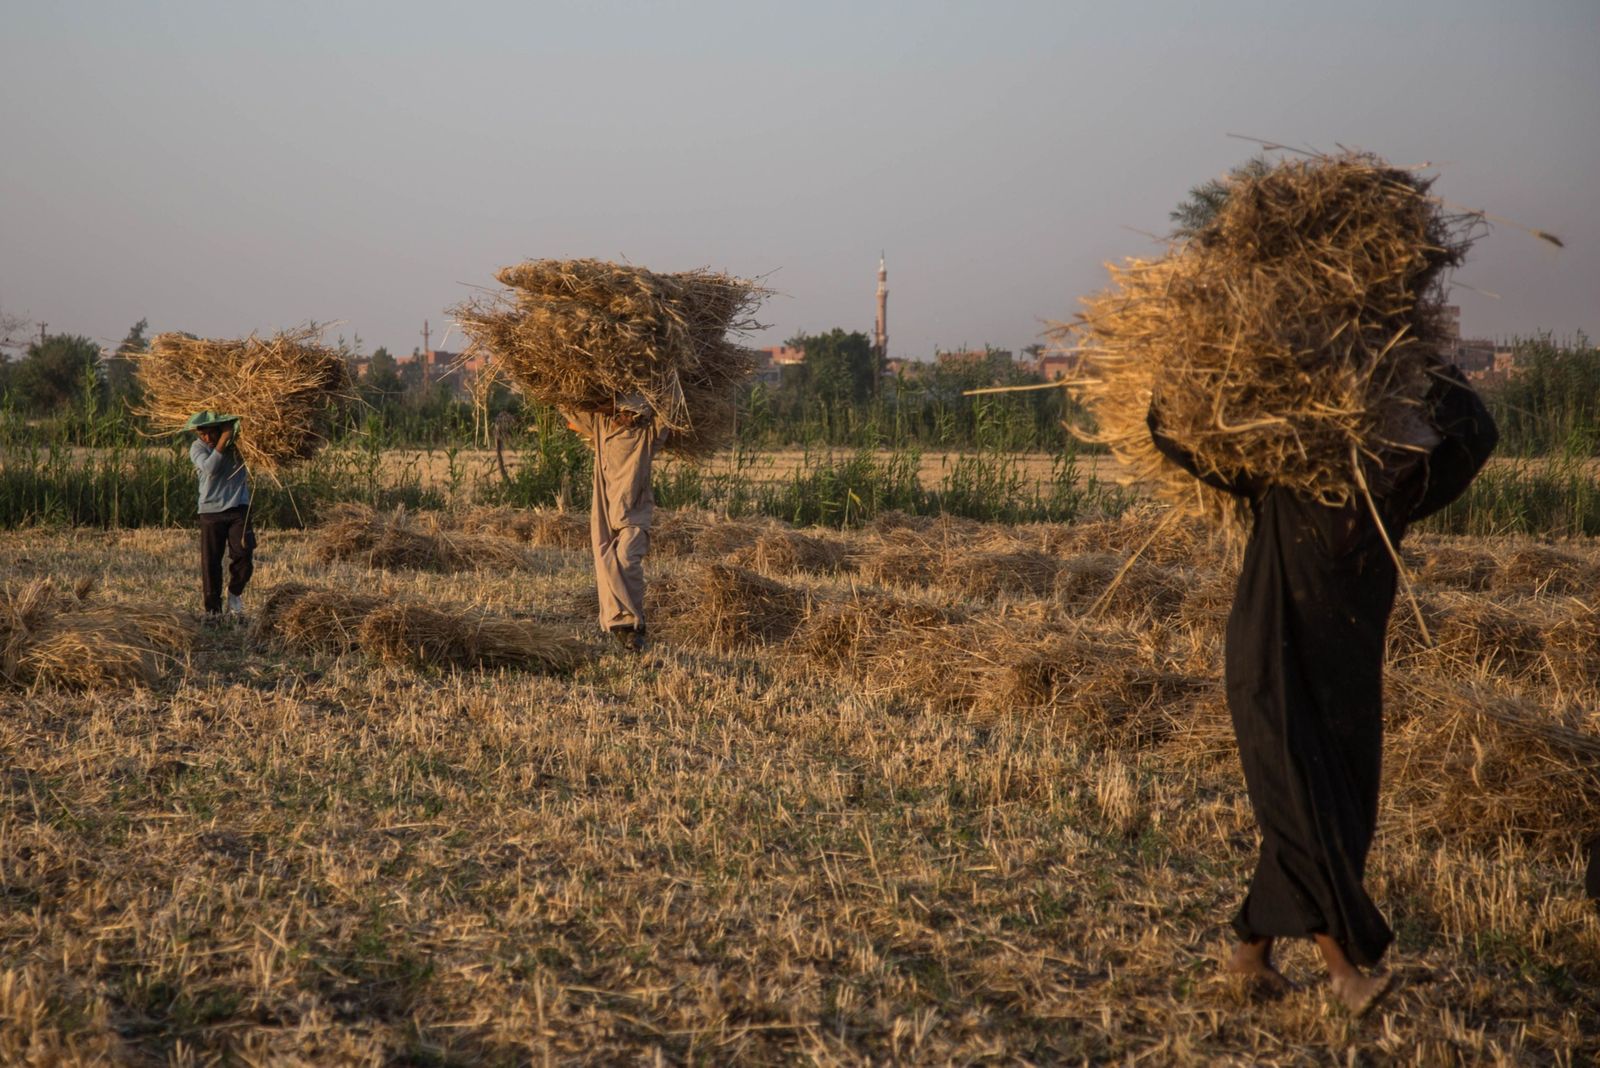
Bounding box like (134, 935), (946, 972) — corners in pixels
(0, 441), (442, 530)
(0, 441), (192, 528)
(477, 407), (594, 511)
(760, 446), (928, 527)
(1420, 456), (1600, 537)
(1486, 335), (1600, 457)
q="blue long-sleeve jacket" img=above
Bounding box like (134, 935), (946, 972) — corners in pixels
(190, 439), (251, 514)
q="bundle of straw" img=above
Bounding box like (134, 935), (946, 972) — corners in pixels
(451, 259), (766, 461)
(253, 582), (384, 653)
(132, 326), (355, 475)
(357, 603), (588, 672)
(1, 579), (193, 689)
(313, 504), (534, 573)
(727, 529), (850, 576)
(1059, 152), (1477, 523)
(1384, 676), (1600, 852)
(254, 583), (588, 673)
(653, 564), (807, 651)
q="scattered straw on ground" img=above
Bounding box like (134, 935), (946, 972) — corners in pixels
(2, 519), (1596, 1064)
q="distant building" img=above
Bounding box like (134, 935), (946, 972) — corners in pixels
(937, 348), (995, 366)
(1454, 339), (1498, 374)
(1465, 349), (1522, 388)
(765, 345), (806, 367)
(749, 344), (805, 386)
(1035, 352), (1078, 381)
(394, 347), (486, 397)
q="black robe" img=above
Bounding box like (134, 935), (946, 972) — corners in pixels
(1150, 368), (1497, 965)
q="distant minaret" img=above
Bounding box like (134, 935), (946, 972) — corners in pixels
(873, 254), (888, 378)
(421, 319), (432, 385)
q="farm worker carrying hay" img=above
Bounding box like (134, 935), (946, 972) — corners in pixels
(1077, 152), (1506, 1014)
(452, 258), (768, 651)
(185, 410), (256, 622)
(565, 394), (665, 652)
(1150, 365), (1495, 1013)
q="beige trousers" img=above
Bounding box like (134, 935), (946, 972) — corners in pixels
(573, 411), (662, 631)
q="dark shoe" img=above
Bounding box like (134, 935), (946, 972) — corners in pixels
(609, 625), (647, 653)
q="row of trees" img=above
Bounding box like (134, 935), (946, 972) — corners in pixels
(3, 315), (1596, 456)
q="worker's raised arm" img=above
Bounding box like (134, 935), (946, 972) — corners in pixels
(1147, 404), (1264, 498)
(1408, 366), (1499, 523)
(190, 437), (230, 476)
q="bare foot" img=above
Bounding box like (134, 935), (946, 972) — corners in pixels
(1330, 971), (1394, 1017)
(1225, 941), (1296, 999)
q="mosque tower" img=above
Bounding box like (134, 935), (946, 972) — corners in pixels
(873, 254), (888, 375)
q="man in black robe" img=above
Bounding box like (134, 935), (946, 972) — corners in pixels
(1148, 365), (1497, 1014)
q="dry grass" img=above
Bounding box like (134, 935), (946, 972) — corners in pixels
(131, 326), (355, 475)
(451, 259), (767, 460)
(654, 563), (809, 651)
(254, 581), (588, 674)
(356, 602), (590, 673)
(726, 528), (851, 576)
(0, 517), (1595, 1064)
(0, 578), (193, 689)
(453, 504), (592, 551)
(1058, 153), (1477, 526)
(314, 503), (535, 572)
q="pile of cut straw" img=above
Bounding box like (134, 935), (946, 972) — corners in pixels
(1, 579), (193, 689)
(1060, 152), (1477, 523)
(314, 504), (534, 573)
(653, 564), (808, 651)
(451, 259), (766, 460)
(132, 326), (355, 475)
(254, 583), (588, 673)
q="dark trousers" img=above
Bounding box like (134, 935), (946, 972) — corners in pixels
(199, 506), (255, 612)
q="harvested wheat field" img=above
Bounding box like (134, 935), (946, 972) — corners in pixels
(0, 514), (1596, 1064)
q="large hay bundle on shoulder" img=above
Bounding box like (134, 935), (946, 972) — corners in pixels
(1060, 152), (1477, 524)
(1, 580), (193, 689)
(452, 259), (766, 461)
(132, 326), (355, 475)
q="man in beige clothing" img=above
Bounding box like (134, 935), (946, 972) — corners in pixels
(566, 396), (664, 651)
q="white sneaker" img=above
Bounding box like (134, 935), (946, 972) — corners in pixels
(226, 593), (245, 618)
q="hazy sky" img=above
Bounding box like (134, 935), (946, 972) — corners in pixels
(2, 0), (1596, 361)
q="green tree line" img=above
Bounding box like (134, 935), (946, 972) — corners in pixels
(3, 318), (1596, 459)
